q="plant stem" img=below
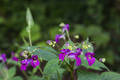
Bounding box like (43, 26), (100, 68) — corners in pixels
(66, 30), (71, 41)
(64, 60), (74, 80)
(38, 66), (43, 75)
(22, 71), (29, 79)
(28, 30), (32, 46)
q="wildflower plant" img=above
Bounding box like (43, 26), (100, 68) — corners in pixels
(1, 8), (120, 80)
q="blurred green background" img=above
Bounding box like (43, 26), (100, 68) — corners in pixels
(0, 0), (120, 73)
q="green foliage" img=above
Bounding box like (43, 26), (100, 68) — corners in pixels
(29, 76), (44, 80)
(8, 67), (16, 78)
(43, 58), (64, 80)
(0, 64), (23, 80)
(77, 70), (100, 80)
(25, 46), (57, 61)
(101, 72), (120, 80)
(78, 70), (120, 80)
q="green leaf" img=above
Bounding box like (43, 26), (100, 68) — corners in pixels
(32, 49), (57, 61)
(43, 58), (60, 75)
(101, 72), (120, 80)
(12, 76), (23, 80)
(8, 67), (16, 78)
(29, 76), (44, 80)
(25, 46), (57, 61)
(26, 8), (34, 27)
(43, 58), (64, 80)
(77, 70), (100, 80)
(40, 46), (57, 53)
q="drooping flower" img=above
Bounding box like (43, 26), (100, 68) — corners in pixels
(62, 24), (69, 32)
(20, 59), (29, 71)
(31, 55), (40, 68)
(11, 52), (19, 62)
(0, 53), (7, 62)
(55, 34), (65, 43)
(85, 52), (95, 66)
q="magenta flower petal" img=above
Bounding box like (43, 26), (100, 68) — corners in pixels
(76, 48), (82, 55)
(62, 24), (69, 32)
(12, 56), (19, 62)
(87, 57), (95, 66)
(75, 57), (81, 66)
(31, 59), (40, 68)
(68, 53), (76, 59)
(59, 53), (66, 61)
(11, 52), (19, 62)
(85, 52), (95, 66)
(0, 53), (7, 62)
(55, 34), (65, 43)
(20, 59), (29, 71)
(31, 55), (40, 68)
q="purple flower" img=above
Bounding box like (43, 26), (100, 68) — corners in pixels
(68, 53), (81, 66)
(46, 40), (52, 45)
(11, 52), (19, 62)
(59, 48), (82, 66)
(62, 24), (69, 32)
(85, 52), (95, 66)
(59, 49), (71, 61)
(20, 59), (29, 71)
(0, 53), (7, 62)
(59, 53), (66, 61)
(55, 34), (65, 43)
(60, 49), (71, 53)
(31, 55), (40, 68)
(76, 48), (82, 55)
(65, 42), (69, 47)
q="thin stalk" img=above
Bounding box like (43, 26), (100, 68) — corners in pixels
(38, 66), (43, 75)
(28, 30), (32, 46)
(66, 30), (71, 41)
(22, 71), (29, 79)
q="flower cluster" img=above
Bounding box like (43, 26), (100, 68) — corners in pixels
(20, 55), (40, 71)
(54, 23), (96, 66)
(59, 48), (96, 66)
(59, 48), (82, 66)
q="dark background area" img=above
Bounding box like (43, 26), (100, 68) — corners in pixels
(0, 0), (120, 73)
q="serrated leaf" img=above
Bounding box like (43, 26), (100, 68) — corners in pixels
(101, 72), (120, 80)
(8, 67), (16, 78)
(77, 70), (100, 80)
